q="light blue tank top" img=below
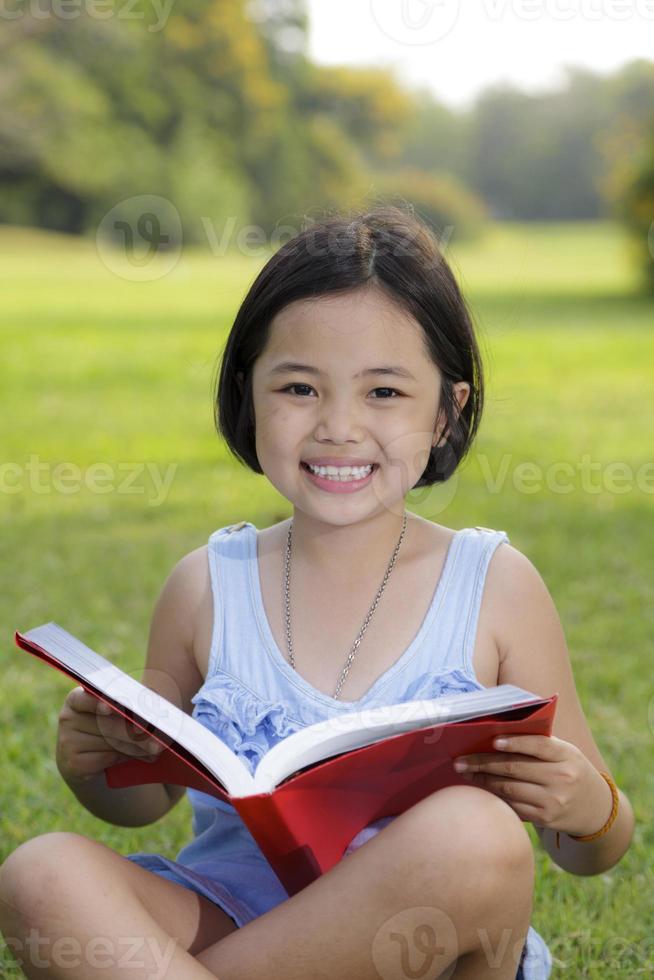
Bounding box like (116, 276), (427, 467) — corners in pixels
(126, 520), (552, 979)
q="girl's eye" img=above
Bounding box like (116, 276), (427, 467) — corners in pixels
(280, 384), (401, 399)
(281, 383), (314, 397)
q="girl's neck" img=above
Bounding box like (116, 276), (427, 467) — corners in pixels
(286, 509), (411, 588)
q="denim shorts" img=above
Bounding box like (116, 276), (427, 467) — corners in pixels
(516, 938), (528, 978)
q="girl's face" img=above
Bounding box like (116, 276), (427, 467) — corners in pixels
(250, 284), (469, 524)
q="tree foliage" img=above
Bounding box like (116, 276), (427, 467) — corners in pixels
(595, 60), (654, 291)
(366, 167), (488, 243)
(0, 2), (652, 280)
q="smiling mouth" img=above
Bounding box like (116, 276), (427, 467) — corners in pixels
(299, 462), (379, 473)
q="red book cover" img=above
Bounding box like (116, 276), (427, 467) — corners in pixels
(15, 624), (557, 897)
(236, 697), (556, 894)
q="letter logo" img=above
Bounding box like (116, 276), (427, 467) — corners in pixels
(370, 0), (460, 45)
(96, 195), (182, 281)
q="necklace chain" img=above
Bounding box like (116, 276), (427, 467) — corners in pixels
(283, 511), (408, 700)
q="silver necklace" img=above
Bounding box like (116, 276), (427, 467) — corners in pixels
(283, 511), (408, 700)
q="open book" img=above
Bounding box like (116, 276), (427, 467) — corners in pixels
(15, 622), (558, 896)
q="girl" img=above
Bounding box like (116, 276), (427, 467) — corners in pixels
(0, 206), (634, 980)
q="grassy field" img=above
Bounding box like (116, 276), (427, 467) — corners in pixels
(1, 220), (652, 976)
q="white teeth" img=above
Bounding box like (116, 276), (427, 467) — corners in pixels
(306, 463), (373, 480)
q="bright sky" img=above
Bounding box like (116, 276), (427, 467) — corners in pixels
(306, 0), (653, 111)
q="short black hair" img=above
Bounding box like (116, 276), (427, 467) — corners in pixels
(214, 204), (485, 488)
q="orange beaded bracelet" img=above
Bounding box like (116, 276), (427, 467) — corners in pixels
(555, 770), (620, 849)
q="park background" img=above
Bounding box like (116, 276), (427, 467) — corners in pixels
(1, 1), (653, 975)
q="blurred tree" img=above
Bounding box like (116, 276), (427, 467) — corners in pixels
(0, 6), (259, 240)
(620, 136), (654, 291)
(399, 88), (472, 181)
(1, 0), (652, 274)
(245, 0), (309, 80)
(0, 20), (146, 233)
(597, 60), (654, 291)
(294, 63), (414, 162)
(467, 68), (610, 220)
(365, 166), (488, 243)
(0, 0), (374, 241)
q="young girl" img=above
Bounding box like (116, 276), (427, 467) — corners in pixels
(0, 206), (634, 980)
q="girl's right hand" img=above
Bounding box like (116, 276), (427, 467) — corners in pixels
(56, 686), (164, 785)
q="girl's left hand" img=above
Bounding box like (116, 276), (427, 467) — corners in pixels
(452, 735), (613, 837)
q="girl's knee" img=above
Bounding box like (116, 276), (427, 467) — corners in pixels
(0, 832), (101, 925)
(391, 787), (535, 936)
(462, 787), (534, 865)
(397, 784), (535, 879)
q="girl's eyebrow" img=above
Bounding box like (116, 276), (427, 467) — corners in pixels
(269, 361), (417, 381)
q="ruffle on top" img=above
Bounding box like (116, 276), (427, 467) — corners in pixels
(191, 675), (319, 778)
(191, 667), (486, 779)
(401, 666), (486, 702)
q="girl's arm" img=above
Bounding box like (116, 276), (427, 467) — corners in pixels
(474, 544), (635, 876)
(59, 550), (207, 826)
(61, 767), (178, 829)
(533, 791), (634, 877)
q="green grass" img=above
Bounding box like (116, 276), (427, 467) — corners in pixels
(1, 220), (652, 977)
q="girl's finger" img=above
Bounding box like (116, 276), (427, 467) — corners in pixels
(74, 731), (163, 758)
(462, 773), (549, 824)
(95, 712), (152, 740)
(462, 772), (545, 809)
(128, 724), (151, 740)
(109, 739), (163, 758)
(69, 687), (103, 713)
(492, 735), (563, 760)
(456, 755), (542, 778)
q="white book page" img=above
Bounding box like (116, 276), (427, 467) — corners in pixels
(252, 684), (546, 795)
(21, 623), (258, 797)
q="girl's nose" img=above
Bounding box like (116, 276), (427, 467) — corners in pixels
(313, 398), (364, 442)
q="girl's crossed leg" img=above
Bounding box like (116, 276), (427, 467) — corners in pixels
(0, 784), (535, 979)
(0, 832), (235, 979)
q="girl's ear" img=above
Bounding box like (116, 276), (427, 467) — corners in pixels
(453, 381), (470, 414)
